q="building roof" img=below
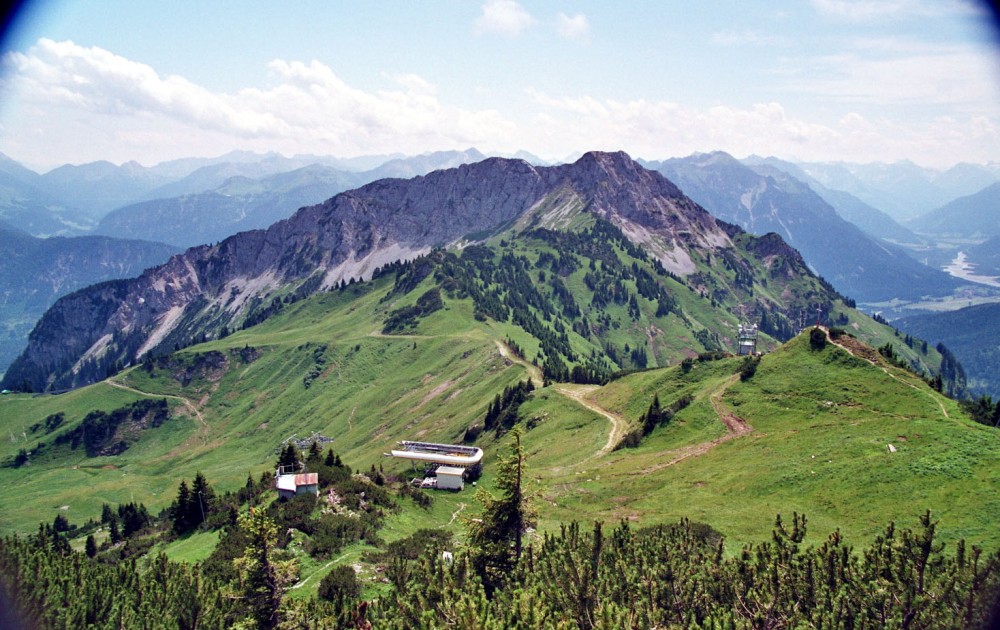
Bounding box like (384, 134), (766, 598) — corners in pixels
(276, 472), (318, 492)
(436, 465), (465, 476)
(296, 472), (319, 485)
(389, 441), (483, 466)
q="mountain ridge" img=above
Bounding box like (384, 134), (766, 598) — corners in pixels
(909, 181), (1000, 240)
(648, 152), (960, 303)
(0, 226), (179, 379)
(4, 151), (843, 392)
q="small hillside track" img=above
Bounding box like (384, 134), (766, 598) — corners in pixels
(291, 550), (353, 590)
(825, 328), (950, 419)
(368, 329), (432, 339)
(710, 374), (752, 437)
(446, 502), (467, 526)
(633, 374), (754, 475)
(554, 384), (628, 456)
(495, 340), (543, 388)
(105, 378), (210, 444)
(553, 372), (753, 471)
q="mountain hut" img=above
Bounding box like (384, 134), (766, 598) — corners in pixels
(276, 472), (319, 500)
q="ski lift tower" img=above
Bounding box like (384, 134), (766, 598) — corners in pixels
(737, 323), (758, 356)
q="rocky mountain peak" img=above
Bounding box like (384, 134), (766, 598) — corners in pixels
(3, 152), (753, 392)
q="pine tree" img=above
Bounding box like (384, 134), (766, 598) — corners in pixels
(277, 443), (300, 472)
(85, 534), (97, 558)
(172, 480), (193, 534)
(52, 513), (70, 533)
(467, 427), (536, 592)
(118, 502), (150, 537)
(190, 472), (215, 529)
(307, 440), (322, 464)
(234, 509), (291, 629)
(642, 395), (661, 436)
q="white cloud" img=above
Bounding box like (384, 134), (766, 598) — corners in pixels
(778, 39), (1000, 110)
(4, 39), (287, 136)
(555, 12), (590, 42)
(473, 0), (534, 37)
(525, 89), (1000, 167)
(811, 0), (913, 21)
(1, 38), (997, 170)
(0, 39), (518, 166)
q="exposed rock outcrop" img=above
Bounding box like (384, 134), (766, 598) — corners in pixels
(3, 152), (773, 391)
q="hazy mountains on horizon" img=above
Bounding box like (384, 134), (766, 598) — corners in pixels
(908, 182), (1000, 241)
(647, 152), (962, 304)
(790, 158), (1000, 223)
(0, 148), (501, 238)
(0, 223), (179, 379)
(5, 148), (996, 237)
(740, 155), (923, 246)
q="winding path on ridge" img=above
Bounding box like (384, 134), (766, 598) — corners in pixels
(824, 328), (950, 419)
(494, 340), (543, 388)
(709, 374), (752, 437)
(631, 374), (753, 475)
(554, 384), (628, 456)
(105, 378), (211, 445)
(551, 371), (753, 470)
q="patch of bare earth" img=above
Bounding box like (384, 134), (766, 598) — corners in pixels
(414, 380), (454, 411)
(827, 328), (950, 419)
(632, 374), (753, 475)
(495, 340), (543, 388)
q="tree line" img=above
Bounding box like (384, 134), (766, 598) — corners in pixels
(1, 430), (999, 628)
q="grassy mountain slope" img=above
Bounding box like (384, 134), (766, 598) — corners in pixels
(0, 227), (986, 551)
(525, 332), (996, 547)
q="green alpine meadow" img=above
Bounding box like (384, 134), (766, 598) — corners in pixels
(3, 1), (1000, 625)
(2, 185), (998, 626)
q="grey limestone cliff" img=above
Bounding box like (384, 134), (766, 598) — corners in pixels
(3, 152), (749, 391)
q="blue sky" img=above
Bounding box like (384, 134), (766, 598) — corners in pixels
(0, 0), (998, 170)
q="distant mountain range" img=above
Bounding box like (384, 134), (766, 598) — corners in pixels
(741, 156), (921, 245)
(0, 148), (493, 239)
(0, 223), (178, 379)
(94, 149), (492, 248)
(967, 236), (1000, 277)
(3, 147), (998, 387)
(0, 154), (95, 236)
(909, 182), (1000, 240)
(791, 159), (1000, 222)
(3, 151), (859, 392)
(95, 165), (364, 248)
(647, 152), (960, 303)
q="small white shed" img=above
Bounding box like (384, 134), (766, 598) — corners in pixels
(435, 466), (465, 491)
(276, 472), (319, 500)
